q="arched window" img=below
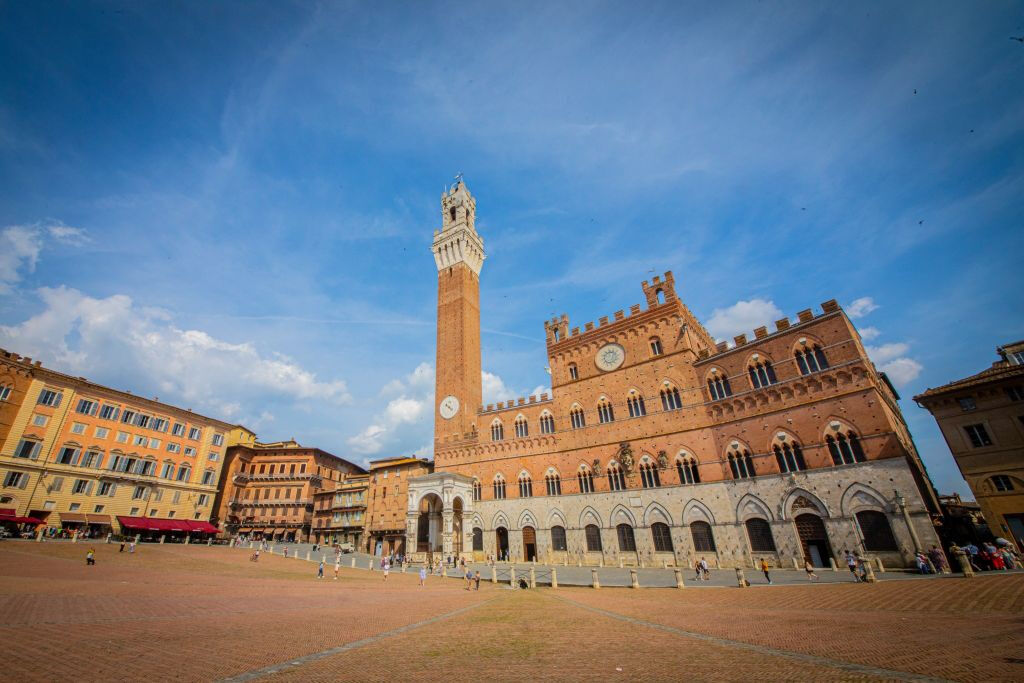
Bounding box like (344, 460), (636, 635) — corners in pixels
(773, 441), (807, 473)
(514, 416), (528, 439)
(856, 510), (898, 551)
(597, 398), (615, 424)
(568, 363), (579, 381)
(656, 288), (666, 305)
(707, 372), (733, 401)
(827, 431), (867, 465)
(607, 464), (627, 491)
(992, 475), (1015, 492)
(676, 456), (700, 484)
(745, 518), (776, 552)
(490, 420), (504, 441)
(518, 474), (533, 498)
(651, 522), (673, 552)
(616, 524), (637, 551)
(577, 468), (594, 494)
(627, 392), (646, 418)
(551, 525), (568, 551)
(748, 359), (778, 389)
(649, 337), (663, 356)
(639, 462), (660, 488)
(545, 473), (561, 496)
(472, 480), (482, 501)
(539, 412), (555, 434)
(795, 344), (829, 375)
(570, 406), (586, 429)
(493, 476), (506, 500)
(472, 527), (483, 551)
(727, 450), (756, 479)
(585, 524), (602, 552)
(660, 384), (682, 411)
(690, 521), (716, 552)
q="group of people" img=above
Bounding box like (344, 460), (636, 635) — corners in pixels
(693, 557), (711, 581)
(951, 541), (1019, 572)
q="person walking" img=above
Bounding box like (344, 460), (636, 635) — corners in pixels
(699, 557), (709, 581)
(464, 567), (473, 590)
(317, 559), (325, 579)
(129, 541), (136, 554)
(383, 559), (390, 581)
(474, 570), (481, 590)
(419, 566), (427, 587)
(804, 560), (819, 581)
(86, 548), (96, 566)
(844, 550), (860, 582)
(694, 558), (702, 581)
(760, 558), (772, 584)
(119, 540), (125, 553)
(334, 556), (341, 580)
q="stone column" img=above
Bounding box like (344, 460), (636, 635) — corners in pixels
(405, 513), (418, 558)
(895, 491), (924, 555)
(440, 510), (453, 555)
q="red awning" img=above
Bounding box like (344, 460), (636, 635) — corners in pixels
(185, 521), (220, 534)
(0, 508), (15, 516)
(117, 516), (162, 531)
(0, 514), (43, 525)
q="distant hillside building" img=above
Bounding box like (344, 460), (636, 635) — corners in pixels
(406, 179), (942, 569)
(915, 340), (1024, 551)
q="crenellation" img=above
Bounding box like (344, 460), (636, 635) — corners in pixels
(754, 326), (768, 340)
(629, 304), (641, 315)
(821, 299), (840, 314)
(797, 308), (814, 323)
(733, 333), (747, 346)
(599, 316), (609, 326)
(614, 310), (624, 321)
(775, 318), (791, 332)
(584, 322), (594, 331)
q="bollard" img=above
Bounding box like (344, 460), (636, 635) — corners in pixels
(551, 568), (558, 589)
(630, 568), (639, 589)
(599, 557), (604, 568)
(532, 557), (537, 565)
(207, 538), (211, 547)
(577, 557), (582, 567)
(639, 558), (645, 569)
(953, 548), (975, 578)
(185, 535), (190, 545)
(249, 541), (254, 549)
(36, 530), (43, 543)
(829, 557), (838, 571)
(135, 534), (141, 544)
(159, 535), (165, 545)
(663, 559), (668, 569)
(591, 568), (600, 589)
(563, 556), (568, 567)
(862, 561), (877, 583)
(351, 557), (356, 568)
(509, 566), (516, 587)
(792, 557), (800, 570)
(72, 532), (78, 544)
(491, 566), (497, 584)
(529, 566), (536, 589)
(618, 557), (624, 569)
(306, 550), (312, 561)
(674, 568), (685, 589)
(401, 564), (406, 573)
(735, 567), (747, 588)
(876, 557), (885, 572)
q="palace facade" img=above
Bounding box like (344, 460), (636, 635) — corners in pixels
(406, 180), (942, 569)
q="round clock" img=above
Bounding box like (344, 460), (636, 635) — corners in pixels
(439, 395), (460, 419)
(595, 343), (625, 372)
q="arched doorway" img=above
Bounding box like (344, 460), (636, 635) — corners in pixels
(495, 527), (509, 561)
(522, 526), (537, 561)
(416, 493), (443, 554)
(795, 513), (833, 567)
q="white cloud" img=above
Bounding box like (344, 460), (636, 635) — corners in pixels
(0, 221), (90, 294)
(705, 298), (783, 341)
(482, 370), (514, 405)
(866, 342), (909, 364)
(347, 424), (389, 455)
(847, 297), (879, 319)
(858, 326), (881, 341)
(0, 286), (350, 419)
(46, 222), (91, 246)
(385, 396), (426, 424)
(348, 363), (435, 455)
(878, 357), (923, 387)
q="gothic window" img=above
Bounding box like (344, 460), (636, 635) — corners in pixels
(707, 373), (732, 401)
(540, 412), (556, 434)
(639, 462), (661, 488)
(745, 518), (776, 552)
(616, 524), (637, 552)
(660, 385), (682, 411)
(856, 510), (898, 551)
(514, 416), (528, 439)
(727, 450), (756, 479)
(585, 524), (602, 552)
(827, 431), (867, 465)
(991, 475), (1014, 492)
(690, 521), (716, 552)
(795, 345), (829, 375)
(607, 464), (627, 491)
(490, 421), (504, 442)
(597, 399), (615, 424)
(651, 522), (674, 552)
(570, 406), (586, 429)
(577, 468), (594, 494)
(650, 337), (663, 356)
(748, 360), (778, 389)
(773, 442), (807, 473)
(568, 363), (579, 381)
(627, 393), (646, 418)
(545, 473), (562, 496)
(676, 456), (700, 484)
(551, 525), (568, 551)
(472, 480), (482, 501)
(518, 474), (533, 498)
(472, 527), (484, 551)
(493, 476), (506, 500)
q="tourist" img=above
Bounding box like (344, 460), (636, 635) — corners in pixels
(129, 541), (136, 554)
(317, 559), (325, 579)
(804, 560), (819, 581)
(464, 567), (473, 590)
(86, 548), (95, 566)
(334, 557), (340, 580)
(915, 552), (930, 574)
(694, 558), (702, 581)
(119, 540), (125, 553)
(928, 546), (946, 573)
(419, 566), (427, 587)
(760, 558), (772, 584)
(383, 559), (390, 581)
(844, 550), (859, 582)
(283, 547), (289, 559)
(474, 570), (481, 590)
(699, 557), (709, 581)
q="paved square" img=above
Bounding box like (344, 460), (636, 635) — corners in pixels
(1, 542), (1021, 682)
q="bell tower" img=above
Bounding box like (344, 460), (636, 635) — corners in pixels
(432, 177), (484, 445)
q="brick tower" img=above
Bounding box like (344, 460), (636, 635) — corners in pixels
(432, 178), (485, 444)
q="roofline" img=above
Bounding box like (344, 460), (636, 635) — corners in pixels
(227, 443), (367, 474)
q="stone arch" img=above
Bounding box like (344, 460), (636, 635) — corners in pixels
(735, 493), (774, 522)
(547, 508), (567, 529)
(470, 512), (484, 529)
(642, 501), (674, 527)
(579, 506), (603, 528)
(839, 483), (889, 516)
(724, 437), (752, 456)
(411, 488), (444, 511)
(822, 416), (860, 439)
(492, 510), (511, 530)
(782, 488), (830, 520)
(517, 509), (538, 530)
(682, 498), (716, 525)
(767, 428), (800, 451)
(609, 504), (637, 527)
(451, 493), (468, 511)
(638, 451), (656, 465)
(789, 333), (826, 355)
(743, 349), (776, 367)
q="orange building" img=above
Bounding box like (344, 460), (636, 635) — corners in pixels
(214, 440), (364, 543)
(311, 473), (368, 547)
(0, 348), (253, 538)
(364, 456), (432, 557)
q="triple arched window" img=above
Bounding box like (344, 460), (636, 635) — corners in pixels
(748, 360), (778, 389)
(597, 398), (615, 424)
(707, 373), (732, 401)
(607, 464), (627, 491)
(493, 476), (506, 500)
(728, 450), (756, 479)
(518, 474), (533, 498)
(570, 406), (586, 429)
(577, 468), (594, 494)
(490, 421), (504, 441)
(539, 412), (555, 434)
(676, 456), (700, 484)
(627, 393), (646, 418)
(545, 473), (561, 496)
(514, 416), (528, 439)
(639, 462), (660, 488)
(795, 344), (829, 375)
(773, 441), (807, 473)
(826, 431), (866, 465)
(660, 385), (682, 411)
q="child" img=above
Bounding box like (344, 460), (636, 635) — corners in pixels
(419, 566), (427, 587)
(86, 548), (96, 566)
(334, 557), (341, 580)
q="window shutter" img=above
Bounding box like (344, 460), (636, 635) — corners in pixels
(112, 408), (120, 422)
(109, 483), (117, 497)
(85, 481), (94, 495)
(19, 474), (30, 489)
(52, 393), (62, 408)
(31, 442), (41, 460)
(71, 449), (81, 466)
(91, 402), (99, 416)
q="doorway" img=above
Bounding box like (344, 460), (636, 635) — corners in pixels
(795, 513), (833, 567)
(522, 526), (537, 561)
(495, 527), (509, 561)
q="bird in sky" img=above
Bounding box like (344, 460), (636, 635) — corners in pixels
(919, 220), (924, 225)
(1010, 36), (1024, 42)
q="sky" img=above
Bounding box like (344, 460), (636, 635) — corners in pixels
(1, 1), (1022, 497)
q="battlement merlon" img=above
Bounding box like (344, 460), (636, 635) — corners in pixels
(544, 314), (570, 344)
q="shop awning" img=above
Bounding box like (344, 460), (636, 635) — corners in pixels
(86, 514), (112, 525)
(0, 513), (44, 525)
(60, 512), (88, 524)
(0, 508), (15, 516)
(117, 516), (162, 531)
(185, 521), (220, 534)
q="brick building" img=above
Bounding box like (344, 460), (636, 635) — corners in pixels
(214, 440), (364, 543)
(365, 456), (432, 557)
(915, 340), (1024, 550)
(312, 473), (369, 547)
(0, 348), (252, 538)
(406, 179), (942, 569)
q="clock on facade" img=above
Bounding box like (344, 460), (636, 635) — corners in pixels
(439, 395), (460, 419)
(595, 343), (626, 372)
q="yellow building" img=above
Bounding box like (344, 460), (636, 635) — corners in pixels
(915, 340), (1024, 551)
(0, 348), (254, 538)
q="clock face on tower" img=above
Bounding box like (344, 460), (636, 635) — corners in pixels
(595, 343), (626, 372)
(439, 395), (460, 419)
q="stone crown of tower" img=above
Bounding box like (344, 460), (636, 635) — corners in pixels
(432, 179), (485, 274)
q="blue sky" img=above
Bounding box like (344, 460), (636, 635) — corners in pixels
(1, 2), (1022, 496)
